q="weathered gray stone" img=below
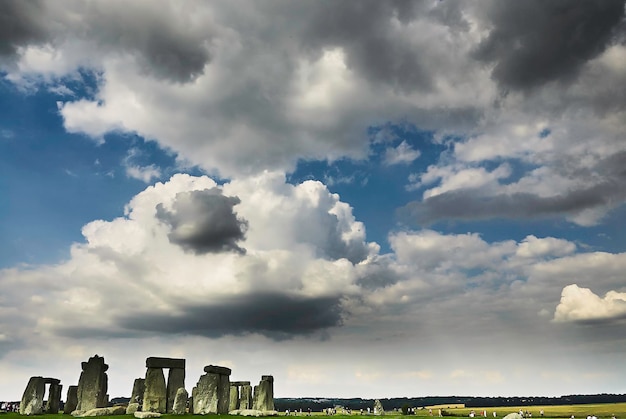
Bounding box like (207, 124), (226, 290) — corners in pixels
(166, 368), (185, 413)
(503, 413), (524, 419)
(373, 399), (384, 415)
(45, 382), (63, 413)
(230, 381), (250, 386)
(229, 384), (239, 411)
(130, 378), (145, 405)
(76, 355), (109, 411)
(189, 387), (196, 415)
(134, 412), (162, 419)
(239, 385), (252, 410)
(203, 365), (232, 375)
(126, 403), (140, 415)
(193, 373), (219, 414)
(172, 388), (188, 415)
(252, 376), (274, 412)
(145, 357), (185, 370)
(79, 406), (126, 417)
(143, 368), (167, 413)
(70, 410), (86, 417)
(20, 376), (45, 415)
(218, 374), (231, 414)
(229, 409), (279, 417)
(64, 385), (79, 414)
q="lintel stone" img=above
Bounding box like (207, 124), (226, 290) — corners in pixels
(145, 357), (186, 369)
(230, 381), (251, 386)
(203, 365), (231, 375)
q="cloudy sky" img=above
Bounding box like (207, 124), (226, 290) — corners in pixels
(2, 0), (626, 402)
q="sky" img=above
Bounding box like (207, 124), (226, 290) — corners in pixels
(1, 0), (626, 402)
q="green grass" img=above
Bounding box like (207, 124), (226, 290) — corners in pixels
(2, 404), (626, 419)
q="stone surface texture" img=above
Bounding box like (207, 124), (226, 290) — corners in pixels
(64, 385), (79, 414)
(229, 409), (279, 417)
(229, 385), (240, 411)
(166, 368), (185, 413)
(239, 385), (252, 410)
(20, 376), (45, 415)
(134, 412), (162, 419)
(193, 373), (219, 414)
(126, 403), (140, 415)
(143, 367), (167, 413)
(45, 381), (63, 413)
(130, 378), (146, 405)
(78, 406), (126, 417)
(172, 387), (188, 415)
(252, 376), (274, 412)
(76, 355), (109, 411)
(146, 357), (185, 369)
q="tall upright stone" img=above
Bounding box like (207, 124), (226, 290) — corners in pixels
(253, 375), (274, 412)
(193, 365), (231, 414)
(373, 399), (384, 415)
(76, 355), (108, 411)
(239, 384), (252, 410)
(130, 378), (146, 405)
(20, 376), (45, 415)
(45, 379), (62, 414)
(64, 385), (78, 414)
(229, 384), (239, 412)
(143, 368), (167, 413)
(167, 368), (185, 413)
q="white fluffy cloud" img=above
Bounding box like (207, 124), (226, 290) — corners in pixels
(554, 285), (626, 324)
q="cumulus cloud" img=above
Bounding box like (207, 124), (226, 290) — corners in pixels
(0, 173), (380, 342)
(554, 284), (626, 324)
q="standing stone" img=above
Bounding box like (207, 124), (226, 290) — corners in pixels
(253, 376), (274, 412)
(45, 380), (62, 413)
(218, 374), (230, 414)
(64, 385), (79, 414)
(143, 368), (167, 413)
(130, 378), (145, 405)
(190, 387), (197, 415)
(193, 373), (219, 414)
(194, 365), (231, 414)
(20, 376), (45, 415)
(172, 388), (188, 415)
(373, 399), (384, 415)
(76, 355), (109, 411)
(166, 368), (185, 413)
(239, 384), (252, 410)
(229, 385), (239, 412)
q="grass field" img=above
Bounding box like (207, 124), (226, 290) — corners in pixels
(1, 404), (625, 419)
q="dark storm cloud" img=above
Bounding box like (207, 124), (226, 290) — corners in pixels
(81, 2), (211, 82)
(474, 0), (626, 90)
(300, 0), (437, 92)
(116, 293), (344, 340)
(0, 0), (47, 57)
(402, 152), (626, 224)
(156, 188), (247, 254)
(401, 182), (623, 225)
